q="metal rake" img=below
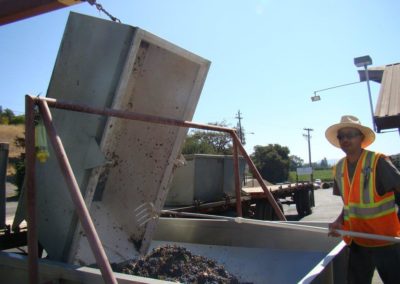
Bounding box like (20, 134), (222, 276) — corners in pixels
(134, 202), (400, 244)
(134, 202), (225, 227)
(134, 202), (160, 227)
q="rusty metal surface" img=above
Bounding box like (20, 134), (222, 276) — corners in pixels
(38, 99), (117, 284)
(41, 97), (233, 134)
(24, 95), (39, 284)
(0, 0), (81, 25)
(0, 143), (8, 229)
(235, 139), (287, 221)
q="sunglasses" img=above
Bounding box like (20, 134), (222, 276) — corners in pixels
(336, 132), (362, 141)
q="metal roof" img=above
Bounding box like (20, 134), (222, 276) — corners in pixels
(358, 63), (400, 133)
(0, 0), (81, 25)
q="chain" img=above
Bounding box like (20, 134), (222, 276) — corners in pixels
(86, 0), (121, 23)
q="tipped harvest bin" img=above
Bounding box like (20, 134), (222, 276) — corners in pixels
(165, 154), (246, 206)
(13, 12), (210, 265)
(6, 12), (348, 284)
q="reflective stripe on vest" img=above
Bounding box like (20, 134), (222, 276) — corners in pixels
(344, 200), (396, 219)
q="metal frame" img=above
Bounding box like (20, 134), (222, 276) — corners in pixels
(25, 95), (285, 283)
(0, 0), (82, 26)
(0, 143), (9, 229)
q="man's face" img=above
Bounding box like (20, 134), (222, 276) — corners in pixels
(337, 127), (364, 154)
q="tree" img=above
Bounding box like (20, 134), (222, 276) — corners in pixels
(0, 108), (15, 124)
(289, 155), (304, 171)
(181, 121), (233, 155)
(319, 157), (329, 169)
(181, 135), (216, 154)
(0, 108), (24, 125)
(251, 144), (290, 183)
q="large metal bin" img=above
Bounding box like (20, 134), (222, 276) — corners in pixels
(0, 219), (346, 283)
(13, 12), (210, 265)
(165, 154), (246, 206)
(153, 219), (347, 284)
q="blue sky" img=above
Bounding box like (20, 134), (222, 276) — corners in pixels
(1, 0), (399, 164)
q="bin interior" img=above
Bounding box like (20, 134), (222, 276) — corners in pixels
(151, 218), (345, 284)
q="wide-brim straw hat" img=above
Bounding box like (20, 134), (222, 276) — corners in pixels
(325, 115), (375, 148)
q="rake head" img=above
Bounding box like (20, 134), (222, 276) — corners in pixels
(134, 202), (159, 227)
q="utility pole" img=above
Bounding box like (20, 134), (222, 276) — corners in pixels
(235, 110), (247, 185)
(235, 110), (243, 144)
(303, 128), (315, 207)
(303, 128), (314, 182)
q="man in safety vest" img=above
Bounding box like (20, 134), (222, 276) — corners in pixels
(326, 115), (400, 284)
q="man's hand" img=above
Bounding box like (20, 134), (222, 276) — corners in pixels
(328, 211), (344, 237)
(328, 220), (342, 237)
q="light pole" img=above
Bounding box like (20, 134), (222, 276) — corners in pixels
(235, 110), (255, 145)
(354, 55), (375, 132)
(235, 110), (255, 185)
(303, 128), (313, 182)
(310, 81), (362, 102)
(303, 128), (315, 206)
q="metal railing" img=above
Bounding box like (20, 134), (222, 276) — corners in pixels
(0, 143), (9, 229)
(25, 95), (285, 283)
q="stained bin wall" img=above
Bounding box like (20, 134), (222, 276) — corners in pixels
(13, 12), (210, 265)
(165, 154), (246, 206)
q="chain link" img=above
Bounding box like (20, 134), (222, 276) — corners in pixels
(86, 0), (121, 23)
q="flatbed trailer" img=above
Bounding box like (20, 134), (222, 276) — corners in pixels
(243, 182), (315, 218)
(164, 153), (315, 220)
(163, 181), (315, 220)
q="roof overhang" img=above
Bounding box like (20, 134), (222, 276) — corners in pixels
(357, 67), (385, 83)
(0, 0), (82, 25)
(358, 63), (400, 132)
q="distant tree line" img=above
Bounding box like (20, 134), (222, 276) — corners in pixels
(251, 144), (290, 183)
(182, 121), (233, 155)
(0, 106), (25, 125)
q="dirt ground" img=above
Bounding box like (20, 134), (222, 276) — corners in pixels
(0, 124), (24, 158)
(0, 124), (24, 177)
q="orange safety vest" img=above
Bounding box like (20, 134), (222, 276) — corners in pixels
(334, 150), (400, 246)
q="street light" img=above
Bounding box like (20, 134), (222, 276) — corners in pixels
(354, 55), (376, 132)
(354, 55), (372, 67)
(310, 81), (362, 102)
(311, 93), (321, 102)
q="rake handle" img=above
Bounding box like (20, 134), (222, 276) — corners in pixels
(161, 210), (400, 243)
(236, 217), (400, 243)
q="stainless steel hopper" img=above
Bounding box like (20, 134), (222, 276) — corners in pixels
(13, 12), (210, 266)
